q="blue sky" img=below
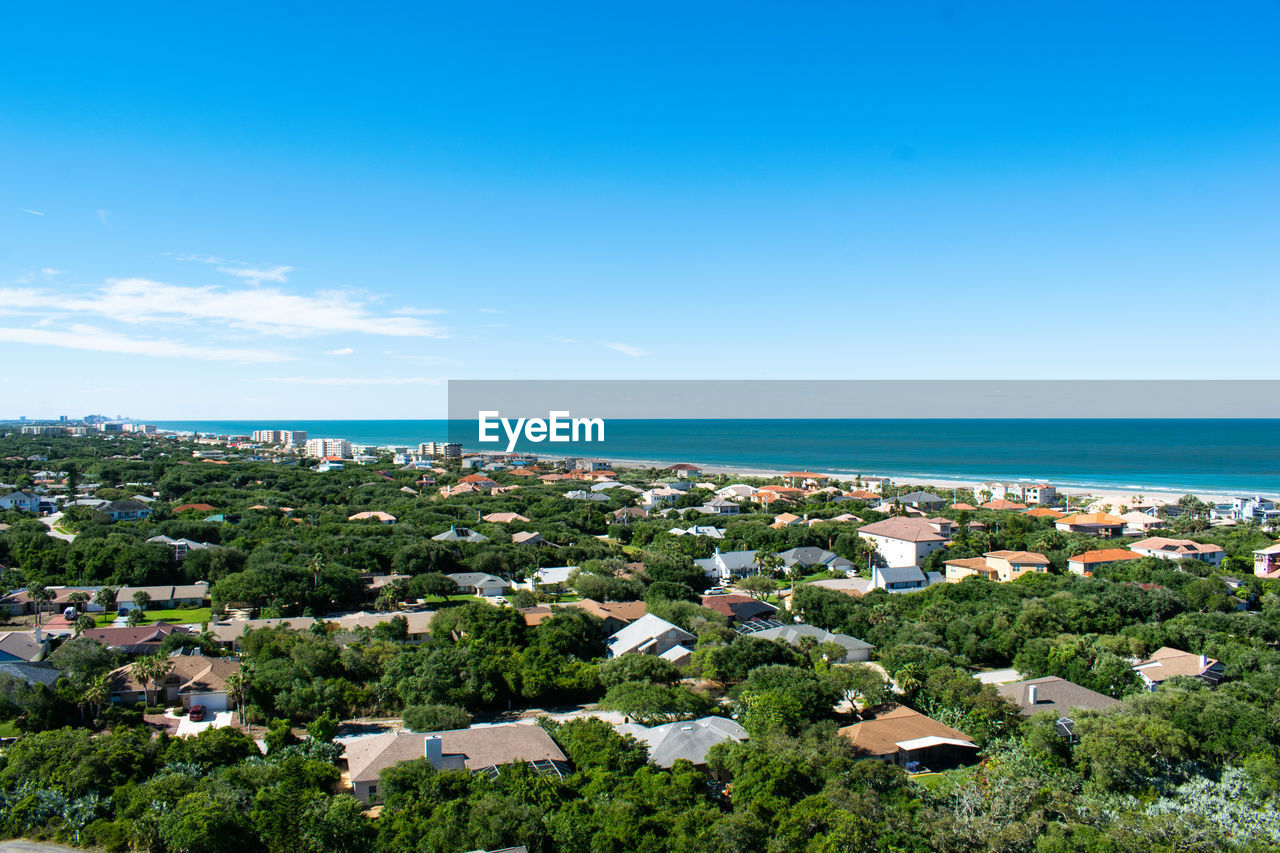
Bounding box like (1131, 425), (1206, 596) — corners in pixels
(2, 2), (1278, 419)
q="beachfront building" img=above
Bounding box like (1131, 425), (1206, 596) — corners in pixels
(982, 481), (1058, 506)
(858, 518), (949, 568)
(418, 442), (462, 459)
(304, 438), (352, 459)
(1054, 512), (1126, 538)
(1254, 543), (1280, 578)
(891, 491), (947, 511)
(785, 471), (831, 488)
(1067, 548), (1144, 576)
(667, 463), (703, 479)
(944, 550), (1050, 583)
(1128, 537), (1225, 567)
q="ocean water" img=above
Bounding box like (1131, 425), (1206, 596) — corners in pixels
(150, 419), (1280, 495)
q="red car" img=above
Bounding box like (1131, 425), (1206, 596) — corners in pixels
(188, 705), (206, 722)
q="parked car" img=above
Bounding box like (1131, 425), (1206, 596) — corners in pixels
(188, 704), (206, 722)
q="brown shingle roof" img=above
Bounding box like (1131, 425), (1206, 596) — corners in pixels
(839, 705), (974, 757)
(346, 724), (566, 783)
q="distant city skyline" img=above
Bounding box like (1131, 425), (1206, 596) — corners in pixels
(2, 3), (1278, 418)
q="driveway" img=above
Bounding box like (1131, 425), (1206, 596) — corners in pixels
(175, 710), (236, 737)
(39, 512), (75, 542)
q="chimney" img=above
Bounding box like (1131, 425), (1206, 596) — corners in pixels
(424, 735), (443, 768)
(1027, 684), (1038, 705)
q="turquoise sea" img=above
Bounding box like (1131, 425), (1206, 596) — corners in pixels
(150, 419), (1280, 495)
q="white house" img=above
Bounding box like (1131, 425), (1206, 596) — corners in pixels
(446, 572), (510, 597)
(607, 614), (695, 658)
(871, 565), (937, 593)
(857, 518), (949, 568)
(693, 548), (759, 582)
(0, 492), (40, 513)
(1128, 537), (1225, 567)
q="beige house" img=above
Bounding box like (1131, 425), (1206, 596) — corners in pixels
(345, 724), (568, 803)
(107, 654), (240, 711)
(944, 550), (1050, 583)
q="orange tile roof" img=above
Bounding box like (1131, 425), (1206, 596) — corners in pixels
(1024, 507), (1065, 518)
(1059, 512), (1126, 525)
(1070, 548), (1143, 564)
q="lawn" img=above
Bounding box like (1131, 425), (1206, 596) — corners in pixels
(96, 607), (214, 627)
(0, 721), (19, 738)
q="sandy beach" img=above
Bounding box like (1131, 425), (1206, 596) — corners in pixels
(591, 455), (1242, 508)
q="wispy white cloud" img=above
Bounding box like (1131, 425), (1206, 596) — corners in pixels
(259, 376), (444, 386)
(547, 336), (580, 344)
(22, 209), (44, 216)
(217, 264), (292, 284)
(325, 347), (355, 356)
(602, 341), (648, 357)
(0, 278), (445, 338)
(0, 324), (290, 363)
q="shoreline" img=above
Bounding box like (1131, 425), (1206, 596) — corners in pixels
(587, 454), (1243, 506)
(157, 425), (1267, 504)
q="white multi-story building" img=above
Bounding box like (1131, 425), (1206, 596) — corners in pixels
(857, 517), (950, 568)
(305, 438), (352, 459)
(418, 442), (462, 459)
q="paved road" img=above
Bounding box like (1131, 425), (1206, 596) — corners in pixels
(39, 512), (75, 542)
(0, 842), (87, 852)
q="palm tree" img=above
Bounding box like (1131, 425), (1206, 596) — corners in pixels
(30, 585), (55, 626)
(130, 654), (173, 707)
(94, 586), (118, 615)
(81, 674), (109, 720)
(68, 591), (90, 614)
(73, 614), (96, 636)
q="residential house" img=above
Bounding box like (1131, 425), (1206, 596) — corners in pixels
(432, 526), (490, 543)
(839, 704), (977, 770)
(83, 623), (193, 655)
(1054, 512), (1126, 538)
(100, 499), (153, 522)
(771, 512), (803, 528)
(346, 724), (569, 804)
(613, 507), (650, 522)
(1117, 511), (1168, 535)
(1067, 548), (1144, 576)
(1253, 542), (1280, 578)
(115, 582), (210, 613)
(857, 518), (949, 568)
(667, 463), (703, 479)
(565, 489), (609, 503)
(207, 611), (434, 651)
(698, 499), (740, 516)
(511, 531), (555, 547)
(715, 484), (757, 500)
(984, 481), (1058, 505)
(693, 548), (758, 582)
(107, 653), (240, 711)
(995, 676), (1121, 717)
(0, 661), (61, 688)
(522, 566), (577, 593)
(943, 550), (1050, 583)
(348, 511), (396, 524)
(146, 535), (215, 561)
(1132, 647), (1224, 690)
(785, 471), (831, 488)
(871, 565), (937, 593)
(1023, 507), (1065, 520)
(0, 631), (48, 663)
(668, 525), (724, 539)
(172, 503), (216, 515)
(892, 491), (946, 511)
(858, 476), (890, 494)
(1128, 536), (1225, 566)
(607, 614), (695, 662)
(777, 546), (855, 575)
(699, 594), (777, 624)
(615, 717), (747, 769)
(743, 623), (873, 662)
(0, 491), (39, 513)
(561, 599), (647, 635)
(446, 572), (510, 597)
(483, 512), (531, 524)
(980, 499), (1026, 511)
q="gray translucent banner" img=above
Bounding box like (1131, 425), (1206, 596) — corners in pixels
(448, 379), (1280, 422)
